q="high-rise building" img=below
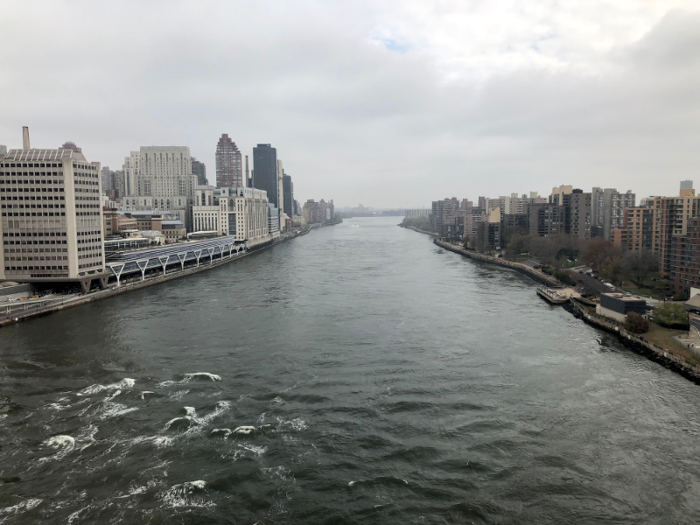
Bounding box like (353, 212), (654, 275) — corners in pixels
(192, 158), (208, 186)
(122, 151), (139, 196)
(101, 166), (113, 191)
(277, 160), (284, 226)
(253, 144), (279, 209)
(121, 146), (197, 231)
(566, 190), (592, 240)
(283, 174), (294, 218)
(591, 188), (635, 240)
(0, 130), (106, 291)
(215, 134), (242, 188)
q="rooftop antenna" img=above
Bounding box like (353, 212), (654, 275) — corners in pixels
(22, 126), (30, 150)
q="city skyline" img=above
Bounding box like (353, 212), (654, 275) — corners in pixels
(1, 1), (698, 208)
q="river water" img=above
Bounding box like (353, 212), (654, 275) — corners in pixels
(2, 217), (700, 524)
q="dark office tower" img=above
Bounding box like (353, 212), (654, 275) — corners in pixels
(215, 134), (243, 188)
(253, 144), (279, 208)
(283, 174), (294, 217)
(192, 158), (208, 186)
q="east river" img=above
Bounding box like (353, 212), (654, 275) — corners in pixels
(2, 217), (700, 524)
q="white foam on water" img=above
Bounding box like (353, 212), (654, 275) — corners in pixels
(140, 391), (155, 400)
(257, 412), (268, 424)
(261, 465), (295, 483)
(200, 400), (231, 424)
(184, 372), (222, 382)
(0, 498), (42, 515)
(167, 389), (189, 400)
(348, 481), (356, 487)
(158, 373), (222, 388)
(232, 426), (256, 435)
(210, 428), (232, 438)
(130, 435), (174, 448)
(42, 435), (75, 461)
(160, 480), (214, 509)
(238, 443), (267, 456)
(98, 402), (138, 420)
(77, 378), (136, 396)
(184, 406), (197, 417)
(278, 417), (308, 432)
(76, 424), (98, 450)
(272, 396), (283, 404)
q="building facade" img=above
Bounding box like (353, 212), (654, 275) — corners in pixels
(283, 174), (294, 218)
(0, 141), (106, 291)
(192, 158), (208, 186)
(253, 144), (279, 209)
(591, 187), (635, 240)
(215, 135), (242, 188)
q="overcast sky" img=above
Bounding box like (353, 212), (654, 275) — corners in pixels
(1, 1), (699, 208)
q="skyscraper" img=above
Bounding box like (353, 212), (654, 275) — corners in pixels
(192, 157), (208, 186)
(283, 174), (294, 217)
(253, 144), (279, 208)
(215, 134), (242, 188)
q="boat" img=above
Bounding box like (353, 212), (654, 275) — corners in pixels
(536, 285), (568, 305)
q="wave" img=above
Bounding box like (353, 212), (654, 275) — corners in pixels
(157, 373), (222, 388)
(164, 401), (231, 434)
(159, 480), (214, 508)
(77, 378), (136, 397)
(0, 498), (42, 515)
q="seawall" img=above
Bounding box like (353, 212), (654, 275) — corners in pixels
(433, 239), (562, 287)
(565, 299), (700, 384)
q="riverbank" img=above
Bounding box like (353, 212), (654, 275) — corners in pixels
(0, 233), (299, 328)
(428, 236), (700, 384)
(398, 224), (438, 237)
(565, 299), (700, 383)
(433, 238), (562, 287)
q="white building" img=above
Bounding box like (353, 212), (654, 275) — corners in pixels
(217, 187), (272, 248)
(0, 130), (106, 291)
(121, 146), (198, 231)
(192, 187), (229, 235)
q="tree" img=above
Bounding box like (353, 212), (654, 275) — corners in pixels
(625, 312), (650, 333)
(623, 249), (659, 287)
(653, 303), (689, 329)
(582, 239), (621, 270)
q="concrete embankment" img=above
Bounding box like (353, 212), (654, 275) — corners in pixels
(400, 225), (438, 237)
(433, 239), (562, 287)
(0, 235), (296, 328)
(565, 299), (700, 384)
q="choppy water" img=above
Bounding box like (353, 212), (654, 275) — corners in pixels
(2, 217), (700, 524)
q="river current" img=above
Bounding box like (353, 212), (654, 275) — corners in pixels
(2, 217), (700, 524)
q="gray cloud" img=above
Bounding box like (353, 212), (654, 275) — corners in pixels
(0, 2), (698, 207)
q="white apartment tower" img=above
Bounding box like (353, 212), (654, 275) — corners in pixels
(0, 129), (106, 291)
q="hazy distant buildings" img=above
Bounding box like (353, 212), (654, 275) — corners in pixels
(192, 157), (208, 186)
(404, 209), (430, 220)
(303, 199), (335, 224)
(215, 134), (242, 188)
(0, 130), (106, 291)
(253, 144), (279, 209)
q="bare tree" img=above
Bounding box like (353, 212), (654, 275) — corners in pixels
(623, 249), (659, 287)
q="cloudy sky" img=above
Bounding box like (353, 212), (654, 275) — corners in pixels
(1, 0), (699, 208)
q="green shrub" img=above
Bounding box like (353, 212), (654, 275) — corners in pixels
(652, 303), (689, 329)
(625, 312), (649, 333)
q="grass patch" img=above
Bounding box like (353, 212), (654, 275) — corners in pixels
(641, 323), (700, 365)
(620, 274), (674, 300)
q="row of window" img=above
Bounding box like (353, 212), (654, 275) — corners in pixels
(5, 266), (68, 272)
(2, 212), (67, 217)
(0, 180), (64, 185)
(5, 256), (68, 261)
